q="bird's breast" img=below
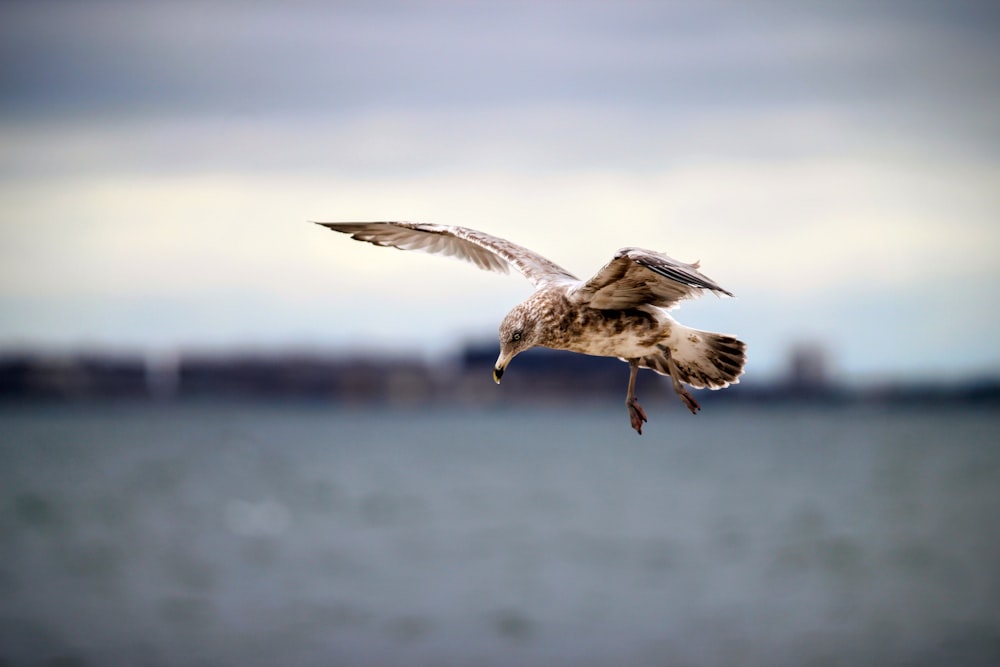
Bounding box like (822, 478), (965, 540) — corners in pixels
(545, 306), (670, 359)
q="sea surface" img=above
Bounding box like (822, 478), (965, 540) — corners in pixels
(1, 402), (998, 666)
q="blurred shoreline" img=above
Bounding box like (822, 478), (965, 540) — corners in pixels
(2, 344), (997, 408)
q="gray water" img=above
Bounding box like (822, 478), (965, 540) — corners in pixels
(1, 403), (998, 666)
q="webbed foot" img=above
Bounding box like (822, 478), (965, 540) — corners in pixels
(627, 396), (648, 435)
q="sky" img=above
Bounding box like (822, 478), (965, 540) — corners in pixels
(1, 0), (998, 381)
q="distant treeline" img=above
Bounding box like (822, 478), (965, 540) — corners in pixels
(1, 346), (998, 407)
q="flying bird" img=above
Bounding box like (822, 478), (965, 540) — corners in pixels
(315, 222), (746, 435)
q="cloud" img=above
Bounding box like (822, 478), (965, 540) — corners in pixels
(2, 1), (998, 128)
(1, 0), (998, 377)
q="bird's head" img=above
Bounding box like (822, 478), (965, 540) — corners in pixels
(493, 303), (539, 384)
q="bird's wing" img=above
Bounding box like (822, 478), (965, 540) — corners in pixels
(313, 222), (578, 288)
(569, 247), (733, 310)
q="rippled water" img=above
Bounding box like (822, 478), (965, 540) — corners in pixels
(1, 403), (998, 666)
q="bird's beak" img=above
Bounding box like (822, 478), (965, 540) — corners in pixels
(493, 350), (513, 384)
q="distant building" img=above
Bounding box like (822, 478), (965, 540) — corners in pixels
(785, 342), (833, 394)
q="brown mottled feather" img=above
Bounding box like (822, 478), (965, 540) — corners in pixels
(571, 247), (733, 310)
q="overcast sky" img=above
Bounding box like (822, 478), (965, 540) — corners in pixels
(1, 0), (998, 381)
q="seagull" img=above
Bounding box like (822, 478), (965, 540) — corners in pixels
(314, 222), (746, 435)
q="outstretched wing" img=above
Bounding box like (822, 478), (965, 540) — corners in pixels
(313, 222), (577, 288)
(569, 247), (733, 310)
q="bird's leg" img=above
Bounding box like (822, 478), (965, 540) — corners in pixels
(625, 358), (648, 435)
(658, 344), (701, 415)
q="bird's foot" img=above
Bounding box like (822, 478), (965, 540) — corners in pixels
(627, 396), (648, 435)
(677, 388), (701, 415)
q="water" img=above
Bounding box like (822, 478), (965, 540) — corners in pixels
(1, 403), (998, 666)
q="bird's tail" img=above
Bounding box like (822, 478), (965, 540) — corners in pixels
(641, 324), (746, 389)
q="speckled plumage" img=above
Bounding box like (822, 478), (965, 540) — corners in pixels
(315, 221), (747, 434)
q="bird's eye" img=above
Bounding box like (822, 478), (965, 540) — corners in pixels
(512, 332), (522, 342)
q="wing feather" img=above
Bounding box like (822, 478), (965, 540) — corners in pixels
(313, 222), (577, 288)
(570, 247), (733, 310)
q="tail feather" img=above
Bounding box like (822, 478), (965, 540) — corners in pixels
(642, 325), (747, 389)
